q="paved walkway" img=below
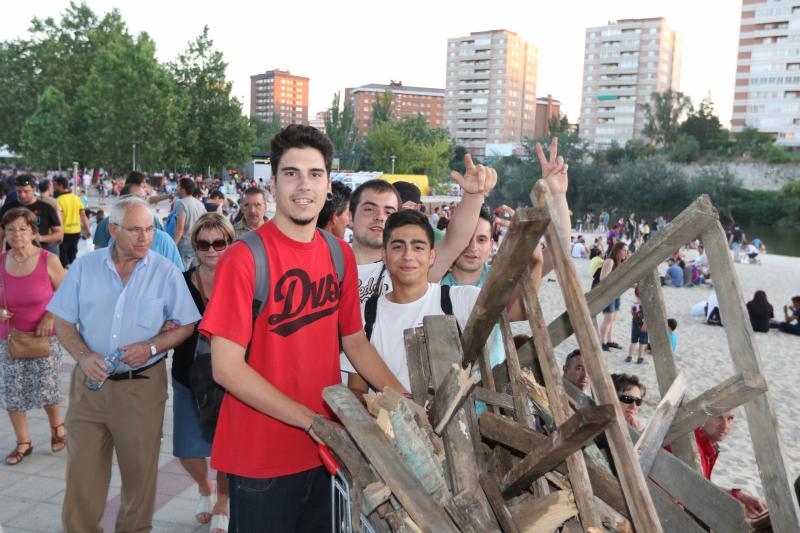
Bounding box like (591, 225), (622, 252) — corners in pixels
(0, 356), (213, 533)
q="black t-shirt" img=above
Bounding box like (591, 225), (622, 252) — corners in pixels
(171, 267), (206, 388)
(746, 301), (773, 333)
(0, 199), (61, 237)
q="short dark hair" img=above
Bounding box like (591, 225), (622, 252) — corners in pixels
(383, 209), (434, 249)
(119, 184), (137, 196)
(565, 349), (582, 366)
(54, 176), (69, 189)
(611, 373), (646, 398)
(317, 181), (352, 229)
(125, 171), (147, 186)
(38, 179), (51, 193)
(436, 217), (449, 230)
(1, 207), (38, 234)
(243, 187), (267, 202)
(479, 204), (494, 226)
(209, 189), (225, 200)
(667, 318), (677, 331)
(14, 174), (35, 188)
(350, 179), (402, 215)
(270, 124), (334, 176)
(179, 177), (196, 195)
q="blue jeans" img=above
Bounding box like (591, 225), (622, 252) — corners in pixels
(228, 466), (331, 532)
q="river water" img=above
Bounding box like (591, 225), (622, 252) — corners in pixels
(742, 223), (800, 257)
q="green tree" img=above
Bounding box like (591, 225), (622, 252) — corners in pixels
(371, 91), (393, 126)
(20, 86), (70, 170)
(765, 144), (789, 163)
(0, 40), (38, 152)
(70, 32), (181, 170)
(170, 26), (254, 173)
(669, 134), (700, 163)
(324, 92), (356, 156)
(687, 165), (740, 224)
(603, 141), (626, 165)
(731, 127), (775, 158)
(641, 89), (692, 148)
(250, 115), (282, 153)
(548, 112), (570, 134)
(679, 96), (727, 153)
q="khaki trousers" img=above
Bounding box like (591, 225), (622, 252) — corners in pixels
(62, 360), (167, 533)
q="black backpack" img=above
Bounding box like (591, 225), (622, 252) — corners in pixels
(363, 284), (454, 341)
(189, 229), (345, 440)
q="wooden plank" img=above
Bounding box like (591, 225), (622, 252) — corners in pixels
(702, 220), (800, 532)
(547, 194), (719, 348)
(634, 372), (686, 475)
(322, 385), (458, 533)
(648, 482), (706, 533)
(404, 328), (429, 405)
(664, 371), (767, 444)
(429, 363), (475, 435)
(363, 482), (392, 515)
(639, 270), (702, 471)
(561, 379), (750, 533)
(509, 490), (577, 533)
(520, 276), (600, 528)
(473, 387), (515, 412)
(461, 207), (551, 365)
(479, 473), (522, 533)
(499, 404), (614, 497)
(532, 180), (663, 533)
(422, 315), (499, 531)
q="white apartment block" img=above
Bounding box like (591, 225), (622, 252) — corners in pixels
(732, 0), (800, 148)
(445, 30), (538, 156)
(580, 18), (682, 149)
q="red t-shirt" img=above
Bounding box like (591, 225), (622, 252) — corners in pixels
(199, 221), (362, 478)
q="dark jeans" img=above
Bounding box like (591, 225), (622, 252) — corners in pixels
(60, 232), (81, 267)
(228, 466), (331, 532)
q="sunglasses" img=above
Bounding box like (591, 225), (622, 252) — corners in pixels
(618, 394), (643, 406)
(196, 239), (229, 252)
(15, 177), (34, 187)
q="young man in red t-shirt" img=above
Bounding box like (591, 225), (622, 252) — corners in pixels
(199, 125), (407, 531)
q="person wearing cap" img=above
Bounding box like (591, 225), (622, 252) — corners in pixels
(0, 175), (63, 254)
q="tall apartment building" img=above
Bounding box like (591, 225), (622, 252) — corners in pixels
(580, 18), (682, 149)
(445, 30), (538, 156)
(732, 1), (800, 148)
(344, 81), (445, 138)
(250, 69), (309, 127)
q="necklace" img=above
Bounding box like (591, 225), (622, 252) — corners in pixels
(9, 249), (35, 264)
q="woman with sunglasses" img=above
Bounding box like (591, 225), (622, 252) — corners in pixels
(612, 373), (646, 431)
(171, 213), (233, 533)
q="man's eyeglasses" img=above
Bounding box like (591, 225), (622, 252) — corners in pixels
(196, 239), (229, 252)
(618, 394), (643, 406)
(112, 223), (155, 236)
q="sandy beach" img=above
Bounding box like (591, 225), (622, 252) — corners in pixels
(513, 235), (800, 499)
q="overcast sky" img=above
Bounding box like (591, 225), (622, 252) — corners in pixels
(3, 0), (741, 127)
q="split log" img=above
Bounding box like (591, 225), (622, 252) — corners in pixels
(634, 372), (686, 475)
(509, 490), (577, 533)
(322, 385), (458, 533)
(363, 482), (392, 515)
(461, 207), (550, 365)
(664, 371), (767, 445)
(479, 473), (521, 533)
(429, 363), (475, 435)
(404, 328), (430, 405)
(473, 387), (515, 412)
(498, 405), (614, 497)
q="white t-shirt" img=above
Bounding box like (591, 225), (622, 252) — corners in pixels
(356, 261), (392, 309)
(340, 283), (480, 391)
(571, 242), (587, 258)
(694, 253), (709, 268)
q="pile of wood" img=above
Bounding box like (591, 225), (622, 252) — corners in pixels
(313, 182), (799, 533)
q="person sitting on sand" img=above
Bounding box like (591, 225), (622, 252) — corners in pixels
(746, 291), (773, 333)
(706, 292), (723, 326)
(694, 410), (768, 520)
(744, 242), (760, 264)
(660, 258), (684, 287)
(778, 296), (800, 336)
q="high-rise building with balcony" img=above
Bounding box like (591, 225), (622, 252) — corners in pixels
(344, 81), (445, 138)
(445, 30), (538, 156)
(250, 69), (309, 127)
(732, 1), (800, 148)
(580, 18), (682, 149)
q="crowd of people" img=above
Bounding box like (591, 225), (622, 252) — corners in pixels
(0, 125), (794, 532)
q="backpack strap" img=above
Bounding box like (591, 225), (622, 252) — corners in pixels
(318, 229), (345, 285)
(238, 231), (270, 319)
(364, 294), (379, 341)
(440, 284), (454, 316)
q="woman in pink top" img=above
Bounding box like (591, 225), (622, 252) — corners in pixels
(0, 208), (66, 465)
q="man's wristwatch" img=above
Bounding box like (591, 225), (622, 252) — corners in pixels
(149, 342), (158, 357)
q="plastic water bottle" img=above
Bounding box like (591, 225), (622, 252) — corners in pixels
(85, 350), (124, 391)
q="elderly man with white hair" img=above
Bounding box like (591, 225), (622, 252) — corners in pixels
(47, 195), (201, 533)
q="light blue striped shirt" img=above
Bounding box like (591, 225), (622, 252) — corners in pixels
(47, 245), (201, 372)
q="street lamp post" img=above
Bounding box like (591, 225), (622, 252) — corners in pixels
(131, 141), (138, 171)
(390, 155), (396, 174)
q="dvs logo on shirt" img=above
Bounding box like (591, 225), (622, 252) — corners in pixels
(267, 269), (340, 336)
